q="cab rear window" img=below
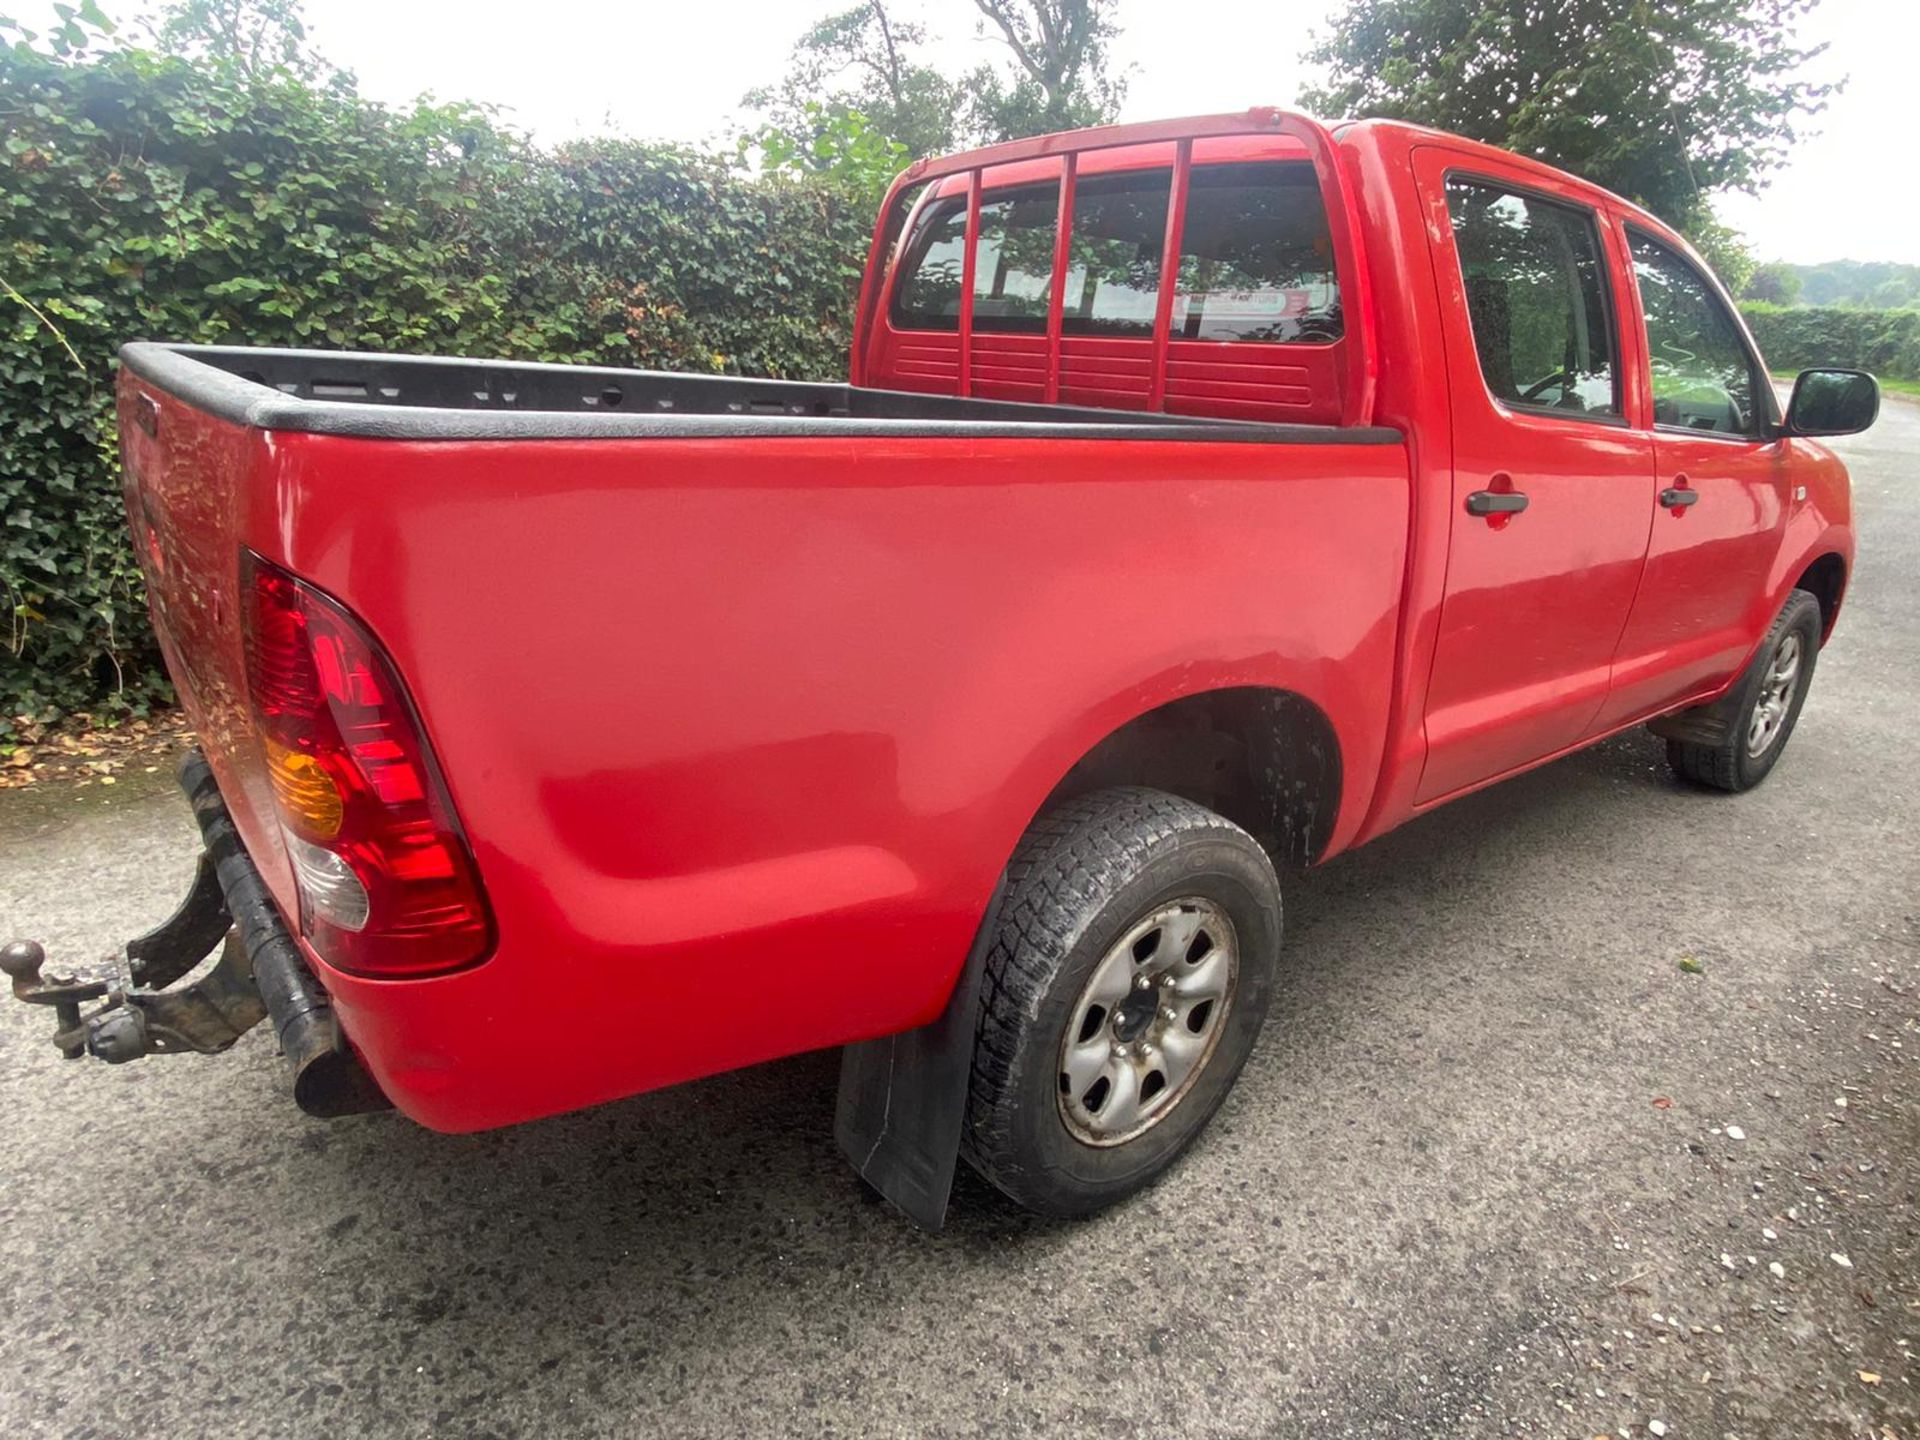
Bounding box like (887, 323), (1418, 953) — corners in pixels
(892, 183), (1062, 333)
(1173, 163), (1341, 343)
(1059, 169), (1170, 337)
(889, 161), (1342, 344)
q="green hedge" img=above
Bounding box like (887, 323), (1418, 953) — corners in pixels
(1740, 303), (1920, 383)
(0, 36), (870, 736)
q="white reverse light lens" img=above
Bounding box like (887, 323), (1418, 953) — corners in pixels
(285, 832), (371, 933)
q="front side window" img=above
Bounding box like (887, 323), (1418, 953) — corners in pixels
(1445, 177), (1620, 418)
(1173, 162), (1341, 343)
(1629, 230), (1763, 436)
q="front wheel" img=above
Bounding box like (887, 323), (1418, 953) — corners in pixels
(962, 788), (1281, 1217)
(1665, 589), (1823, 792)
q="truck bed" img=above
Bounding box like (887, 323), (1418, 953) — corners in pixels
(122, 343), (1401, 445)
(115, 341), (1410, 1132)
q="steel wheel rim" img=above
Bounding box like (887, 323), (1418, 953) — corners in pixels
(1056, 896), (1239, 1147)
(1747, 630), (1804, 758)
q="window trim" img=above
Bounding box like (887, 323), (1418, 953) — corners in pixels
(1442, 168), (1630, 431)
(1624, 223), (1776, 444)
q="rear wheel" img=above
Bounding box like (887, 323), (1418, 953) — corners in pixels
(962, 787), (1281, 1217)
(1665, 589), (1822, 792)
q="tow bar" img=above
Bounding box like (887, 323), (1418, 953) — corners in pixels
(3, 750), (389, 1118)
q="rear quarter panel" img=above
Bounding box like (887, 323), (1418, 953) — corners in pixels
(116, 374), (301, 928)
(130, 403), (1409, 1129)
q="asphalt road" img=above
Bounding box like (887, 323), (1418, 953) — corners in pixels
(3, 400), (1917, 1439)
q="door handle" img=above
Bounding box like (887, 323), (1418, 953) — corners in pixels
(1465, 490), (1529, 517)
(1660, 472), (1700, 512)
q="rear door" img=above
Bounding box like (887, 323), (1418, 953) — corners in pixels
(1590, 225), (1791, 728)
(1411, 149), (1655, 802)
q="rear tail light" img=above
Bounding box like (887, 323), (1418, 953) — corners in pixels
(241, 551), (493, 978)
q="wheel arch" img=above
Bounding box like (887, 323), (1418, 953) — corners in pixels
(1793, 551), (1848, 641)
(1032, 685), (1344, 870)
(836, 680), (1348, 1228)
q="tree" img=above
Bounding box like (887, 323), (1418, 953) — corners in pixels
(1685, 214), (1756, 297)
(149, 0), (332, 84)
(962, 0), (1127, 141)
(1, 0), (877, 733)
(745, 0), (1129, 160)
(1743, 261), (1804, 305)
(1302, 0), (1837, 228)
(745, 102), (910, 199)
(743, 3), (962, 160)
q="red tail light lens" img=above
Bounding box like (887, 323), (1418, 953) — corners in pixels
(242, 551), (493, 978)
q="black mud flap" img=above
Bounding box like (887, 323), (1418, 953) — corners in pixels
(833, 879), (1003, 1232)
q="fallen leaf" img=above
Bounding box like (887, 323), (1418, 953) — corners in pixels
(1679, 955), (1704, 974)
(1860, 1370), (1881, 1385)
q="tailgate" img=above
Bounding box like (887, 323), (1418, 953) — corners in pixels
(115, 364), (300, 927)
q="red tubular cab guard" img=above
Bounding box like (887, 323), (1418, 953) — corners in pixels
(848, 108), (1380, 429)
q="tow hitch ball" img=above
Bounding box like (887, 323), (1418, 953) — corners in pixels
(2, 941), (108, 1059)
(2, 839), (266, 1064)
(3, 935), (267, 1064)
(4, 931), (269, 1063)
(6, 751), (390, 1118)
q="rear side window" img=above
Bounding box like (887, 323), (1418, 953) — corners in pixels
(1628, 230), (1763, 436)
(1173, 162), (1341, 343)
(1445, 177), (1620, 418)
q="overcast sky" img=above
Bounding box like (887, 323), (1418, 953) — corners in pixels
(31, 0), (1918, 264)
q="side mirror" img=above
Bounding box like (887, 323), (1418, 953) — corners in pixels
(1784, 368), (1879, 438)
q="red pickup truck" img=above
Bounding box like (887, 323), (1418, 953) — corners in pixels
(5, 110), (1878, 1226)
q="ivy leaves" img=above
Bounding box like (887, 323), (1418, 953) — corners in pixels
(0, 19), (872, 736)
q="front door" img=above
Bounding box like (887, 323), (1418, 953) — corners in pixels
(1412, 149), (1656, 803)
(1592, 224), (1793, 729)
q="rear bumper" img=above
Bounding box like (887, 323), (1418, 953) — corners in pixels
(3, 750), (388, 1119)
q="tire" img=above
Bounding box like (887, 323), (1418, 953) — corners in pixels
(1666, 589), (1823, 793)
(962, 787), (1282, 1218)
